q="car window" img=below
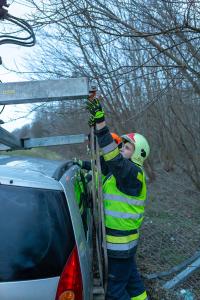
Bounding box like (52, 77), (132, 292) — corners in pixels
(0, 184), (75, 282)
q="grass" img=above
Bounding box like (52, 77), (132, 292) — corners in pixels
(0, 148), (63, 160)
(138, 167), (200, 299)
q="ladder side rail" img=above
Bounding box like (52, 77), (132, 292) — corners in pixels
(0, 134), (88, 151)
(0, 77), (89, 105)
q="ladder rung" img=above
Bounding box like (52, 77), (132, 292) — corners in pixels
(93, 286), (105, 300)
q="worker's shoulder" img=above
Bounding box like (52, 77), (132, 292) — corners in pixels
(127, 159), (143, 173)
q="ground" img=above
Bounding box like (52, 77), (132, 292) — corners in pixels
(138, 166), (200, 299)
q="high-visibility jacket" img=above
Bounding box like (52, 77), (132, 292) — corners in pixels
(74, 171), (85, 215)
(103, 168), (146, 257)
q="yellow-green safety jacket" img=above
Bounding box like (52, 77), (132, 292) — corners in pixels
(103, 170), (146, 257)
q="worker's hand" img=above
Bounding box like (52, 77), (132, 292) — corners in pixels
(86, 98), (105, 124)
(72, 158), (83, 168)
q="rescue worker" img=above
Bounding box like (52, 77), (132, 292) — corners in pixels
(86, 98), (150, 300)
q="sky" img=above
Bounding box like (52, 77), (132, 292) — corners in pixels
(0, 1), (36, 132)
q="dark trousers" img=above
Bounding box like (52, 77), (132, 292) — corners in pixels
(106, 254), (146, 300)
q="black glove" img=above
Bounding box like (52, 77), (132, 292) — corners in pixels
(86, 98), (105, 124)
(72, 158), (83, 168)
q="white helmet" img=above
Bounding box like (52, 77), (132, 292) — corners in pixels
(121, 133), (150, 166)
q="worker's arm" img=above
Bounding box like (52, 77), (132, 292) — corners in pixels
(73, 156), (109, 176)
(95, 124), (142, 196)
(100, 155), (110, 176)
(73, 159), (92, 171)
(86, 99), (142, 195)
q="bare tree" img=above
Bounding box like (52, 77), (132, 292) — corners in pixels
(11, 0), (200, 186)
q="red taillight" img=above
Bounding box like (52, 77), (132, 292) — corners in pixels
(55, 246), (83, 300)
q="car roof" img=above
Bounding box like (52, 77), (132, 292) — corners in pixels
(0, 155), (68, 190)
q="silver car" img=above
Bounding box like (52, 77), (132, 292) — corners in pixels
(0, 155), (93, 300)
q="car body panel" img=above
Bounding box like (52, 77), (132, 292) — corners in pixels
(0, 165), (62, 190)
(0, 156), (65, 178)
(0, 156), (64, 190)
(60, 166), (93, 300)
(0, 277), (59, 300)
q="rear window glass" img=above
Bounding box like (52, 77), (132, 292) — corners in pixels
(0, 184), (75, 282)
